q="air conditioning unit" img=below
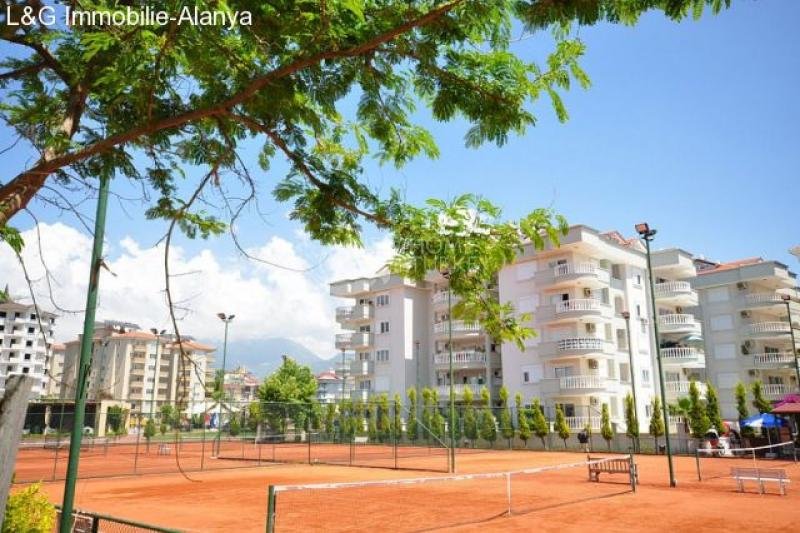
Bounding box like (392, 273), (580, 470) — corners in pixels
(676, 306), (684, 314)
(744, 340), (754, 349)
(748, 369), (758, 377)
(588, 359), (599, 370)
(590, 397), (599, 406)
(737, 282), (748, 291)
(741, 311), (752, 319)
(583, 288), (592, 298)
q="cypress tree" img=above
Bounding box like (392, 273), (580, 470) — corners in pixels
(532, 398), (549, 449)
(600, 403), (613, 450)
(479, 386), (497, 446)
(462, 387), (478, 447)
(705, 381), (724, 434)
(554, 404), (570, 448)
(499, 386), (514, 448)
(649, 397), (665, 452)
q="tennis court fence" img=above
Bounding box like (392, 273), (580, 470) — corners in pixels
(56, 506), (180, 533)
(694, 441), (798, 481)
(265, 455), (637, 532)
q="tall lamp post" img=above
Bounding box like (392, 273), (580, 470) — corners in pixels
(415, 340), (421, 422)
(635, 222), (676, 487)
(621, 312), (639, 453)
(440, 270), (456, 473)
(215, 313), (234, 456)
(149, 328), (166, 423)
(780, 295), (800, 391)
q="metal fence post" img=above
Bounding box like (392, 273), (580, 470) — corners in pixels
(133, 414), (141, 475)
(265, 485), (276, 533)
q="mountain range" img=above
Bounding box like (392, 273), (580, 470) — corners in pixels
(200, 337), (336, 378)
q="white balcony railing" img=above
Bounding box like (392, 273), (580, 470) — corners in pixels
(431, 291), (461, 306)
(660, 347), (703, 363)
(552, 263), (609, 283)
(658, 314), (700, 331)
(334, 332), (373, 349)
(564, 416), (601, 431)
(555, 299), (603, 314)
(433, 321), (482, 335)
(762, 384), (788, 399)
(664, 381), (707, 396)
(745, 322), (791, 336)
(335, 304), (372, 322)
(752, 352), (797, 368)
(434, 351), (487, 366)
(559, 375), (606, 390)
(654, 281), (694, 298)
(437, 384), (483, 398)
(557, 337), (605, 352)
(744, 293), (785, 307)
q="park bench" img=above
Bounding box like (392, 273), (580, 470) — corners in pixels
(587, 455), (637, 485)
(353, 436), (369, 444)
(731, 467), (790, 495)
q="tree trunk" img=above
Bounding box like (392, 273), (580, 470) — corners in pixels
(0, 375), (35, 528)
(0, 167), (50, 227)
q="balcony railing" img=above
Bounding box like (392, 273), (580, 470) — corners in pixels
(552, 263), (610, 284)
(752, 352), (797, 368)
(335, 304), (372, 322)
(350, 360), (375, 376)
(564, 416), (601, 431)
(660, 347), (703, 364)
(743, 293), (786, 307)
(762, 384), (788, 399)
(658, 314), (700, 332)
(431, 291), (461, 306)
(664, 381), (707, 396)
(434, 351), (487, 367)
(334, 332), (373, 349)
(433, 321), (482, 335)
(557, 337), (606, 352)
(559, 375), (606, 390)
(745, 322), (791, 336)
(436, 383), (483, 398)
(654, 281), (696, 300)
(555, 299), (603, 314)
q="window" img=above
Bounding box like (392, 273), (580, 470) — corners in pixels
(635, 304), (642, 318)
(523, 371), (530, 383)
(30, 314), (36, 320)
(645, 404), (652, 418)
(23, 353), (31, 360)
(641, 369), (650, 384)
(22, 367), (29, 374)
(710, 315), (733, 331)
(516, 262), (537, 281)
(707, 287), (730, 303)
(0, 311), (5, 318)
(376, 294), (390, 307)
(554, 366), (573, 378)
(635, 274), (642, 285)
(379, 321), (389, 334)
(584, 323), (596, 334)
(25, 340), (33, 347)
(713, 343), (735, 360)
(521, 364), (542, 384)
(611, 264), (622, 280)
(376, 349), (389, 362)
(27, 327), (35, 334)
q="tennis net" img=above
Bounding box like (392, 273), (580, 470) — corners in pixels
(695, 441), (798, 481)
(265, 455), (636, 532)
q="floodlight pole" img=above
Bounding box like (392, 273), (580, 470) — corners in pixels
(444, 277), (456, 473)
(781, 296), (800, 392)
(215, 313), (234, 455)
(637, 223), (677, 487)
(60, 173), (111, 532)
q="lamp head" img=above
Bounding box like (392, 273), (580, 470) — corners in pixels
(150, 328), (158, 335)
(217, 312), (227, 320)
(621, 311), (631, 320)
(781, 294), (792, 302)
(635, 222), (656, 239)
(228, 315), (235, 321)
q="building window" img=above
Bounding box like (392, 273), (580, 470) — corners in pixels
(376, 350), (389, 362)
(25, 340), (33, 347)
(641, 369), (650, 384)
(379, 321), (389, 334)
(645, 404), (652, 418)
(635, 274), (642, 285)
(24, 353), (31, 360)
(27, 327), (35, 334)
(376, 294), (389, 307)
(22, 367), (29, 374)
(523, 371), (530, 383)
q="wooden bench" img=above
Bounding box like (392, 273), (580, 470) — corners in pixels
(731, 467), (789, 495)
(353, 436), (369, 444)
(587, 456), (637, 485)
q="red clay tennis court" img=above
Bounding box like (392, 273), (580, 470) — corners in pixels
(23, 449), (800, 532)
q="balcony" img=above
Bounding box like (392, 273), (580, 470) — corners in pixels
(564, 416), (601, 431)
(762, 384), (789, 400)
(751, 352), (797, 369)
(335, 304), (372, 326)
(547, 262), (610, 289)
(544, 299), (612, 324)
(432, 321), (483, 338)
(744, 322), (791, 338)
(434, 351), (491, 369)
(559, 375), (608, 391)
(654, 281), (698, 306)
(436, 383), (483, 399)
(431, 291), (461, 308)
(330, 279), (371, 297)
(664, 381), (706, 397)
(350, 360), (375, 376)
(660, 347), (705, 367)
(658, 314), (701, 334)
(351, 389), (370, 402)
(334, 332), (373, 350)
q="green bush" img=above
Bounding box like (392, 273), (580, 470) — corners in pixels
(3, 483), (55, 533)
(229, 416), (241, 437)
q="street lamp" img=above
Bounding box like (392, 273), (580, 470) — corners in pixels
(635, 222), (676, 487)
(621, 312), (639, 453)
(415, 340), (421, 423)
(780, 294), (800, 391)
(440, 269), (456, 473)
(149, 328), (166, 424)
(215, 313), (234, 455)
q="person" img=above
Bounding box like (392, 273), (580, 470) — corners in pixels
(577, 429), (589, 452)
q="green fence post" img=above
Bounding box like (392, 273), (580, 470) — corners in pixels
(695, 449), (701, 481)
(266, 485), (276, 533)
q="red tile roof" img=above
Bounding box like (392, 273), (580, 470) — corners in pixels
(696, 257), (763, 275)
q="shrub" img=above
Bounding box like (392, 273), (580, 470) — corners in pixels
(554, 405), (570, 448)
(3, 483), (55, 533)
(600, 403), (613, 450)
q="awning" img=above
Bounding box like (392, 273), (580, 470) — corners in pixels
(772, 403), (800, 415)
(741, 413), (787, 428)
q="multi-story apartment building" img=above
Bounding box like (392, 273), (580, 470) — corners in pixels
(43, 342), (66, 397)
(61, 321), (215, 416)
(0, 298), (57, 399)
(224, 365), (259, 403)
(692, 258), (799, 419)
(316, 370), (341, 403)
(499, 226), (661, 431)
(332, 271), (433, 402)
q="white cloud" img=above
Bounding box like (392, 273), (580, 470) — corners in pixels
(0, 223), (393, 359)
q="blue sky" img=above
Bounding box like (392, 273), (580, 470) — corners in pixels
(1, 1), (799, 349)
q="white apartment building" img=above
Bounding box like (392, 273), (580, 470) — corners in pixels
(61, 321), (215, 416)
(224, 365), (259, 403)
(332, 271), (433, 402)
(0, 299), (57, 399)
(692, 258), (799, 419)
(499, 226), (657, 431)
(44, 342), (66, 397)
(316, 370), (341, 403)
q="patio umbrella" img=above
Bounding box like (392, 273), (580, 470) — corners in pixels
(741, 413), (786, 429)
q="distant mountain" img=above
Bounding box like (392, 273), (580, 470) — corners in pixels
(202, 337), (335, 378)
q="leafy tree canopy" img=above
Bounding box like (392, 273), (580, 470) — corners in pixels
(257, 355), (317, 403)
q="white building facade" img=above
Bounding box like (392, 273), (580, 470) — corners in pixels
(0, 299), (57, 399)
